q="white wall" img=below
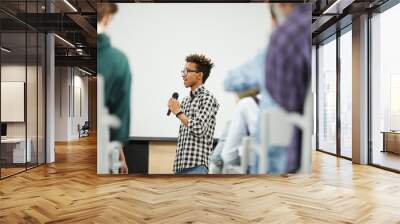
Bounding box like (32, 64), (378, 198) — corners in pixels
(1, 65), (26, 82)
(72, 73), (89, 138)
(108, 3), (271, 138)
(55, 67), (89, 141)
(55, 67), (68, 141)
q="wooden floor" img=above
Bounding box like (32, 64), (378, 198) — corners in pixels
(1, 135), (400, 223)
(372, 150), (400, 171)
(1, 163), (45, 178)
(1, 167), (26, 178)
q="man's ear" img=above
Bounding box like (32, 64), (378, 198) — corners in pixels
(103, 15), (113, 27)
(198, 72), (204, 83)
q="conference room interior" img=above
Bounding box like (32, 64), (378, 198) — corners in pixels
(0, 0), (399, 179)
(0, 0), (97, 179)
(0, 0), (399, 222)
(97, 2), (314, 175)
(97, 1), (400, 175)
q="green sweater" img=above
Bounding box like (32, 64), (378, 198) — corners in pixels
(97, 34), (132, 144)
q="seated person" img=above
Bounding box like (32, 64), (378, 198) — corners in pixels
(220, 93), (260, 173)
(224, 48), (276, 143)
(209, 92), (260, 174)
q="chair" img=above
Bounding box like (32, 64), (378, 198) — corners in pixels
(78, 121), (90, 138)
(239, 89), (313, 174)
(97, 75), (122, 174)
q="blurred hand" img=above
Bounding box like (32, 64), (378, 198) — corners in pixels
(119, 159), (128, 174)
(119, 148), (128, 174)
(168, 98), (181, 115)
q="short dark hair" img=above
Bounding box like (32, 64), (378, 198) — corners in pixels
(97, 3), (118, 22)
(185, 54), (214, 83)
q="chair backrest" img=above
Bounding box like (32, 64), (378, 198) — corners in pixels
(258, 107), (293, 173)
(97, 75), (108, 174)
(97, 75), (122, 174)
(299, 89), (313, 173)
(259, 88), (313, 174)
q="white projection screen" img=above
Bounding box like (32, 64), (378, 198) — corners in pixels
(1, 82), (25, 122)
(107, 3), (272, 139)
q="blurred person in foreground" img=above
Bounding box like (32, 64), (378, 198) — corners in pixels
(265, 4), (311, 173)
(221, 7), (288, 174)
(97, 3), (131, 174)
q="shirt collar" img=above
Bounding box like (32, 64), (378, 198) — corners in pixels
(190, 85), (205, 98)
(97, 33), (111, 50)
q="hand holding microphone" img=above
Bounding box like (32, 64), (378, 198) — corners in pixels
(167, 92), (180, 116)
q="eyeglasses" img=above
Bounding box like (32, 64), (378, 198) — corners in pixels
(181, 68), (200, 76)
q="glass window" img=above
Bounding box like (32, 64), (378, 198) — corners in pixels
(38, 32), (45, 165)
(1, 30), (28, 178)
(339, 29), (352, 158)
(0, 1), (46, 179)
(371, 3), (400, 171)
(318, 37), (337, 154)
(27, 30), (38, 169)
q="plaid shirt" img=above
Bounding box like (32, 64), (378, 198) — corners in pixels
(173, 85), (219, 172)
(265, 5), (311, 172)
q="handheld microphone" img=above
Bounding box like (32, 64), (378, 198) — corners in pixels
(167, 92), (179, 116)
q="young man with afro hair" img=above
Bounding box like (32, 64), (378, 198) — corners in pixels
(168, 54), (219, 174)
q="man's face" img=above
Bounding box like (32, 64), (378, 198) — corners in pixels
(182, 62), (203, 88)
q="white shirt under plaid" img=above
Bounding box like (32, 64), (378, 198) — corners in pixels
(173, 85), (219, 173)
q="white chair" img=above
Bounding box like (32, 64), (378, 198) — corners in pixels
(97, 75), (122, 174)
(241, 89), (313, 174)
